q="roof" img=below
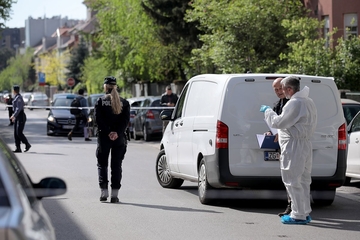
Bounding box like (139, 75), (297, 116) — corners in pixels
(341, 98), (360, 104)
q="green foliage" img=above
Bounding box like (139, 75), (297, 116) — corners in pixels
(0, 48), (34, 91)
(186, 0), (305, 73)
(333, 36), (360, 91)
(66, 38), (89, 83)
(0, 0), (16, 28)
(81, 56), (110, 94)
(0, 47), (14, 70)
(278, 17), (335, 76)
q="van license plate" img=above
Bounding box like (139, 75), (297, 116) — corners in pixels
(264, 151), (280, 161)
(63, 125), (73, 129)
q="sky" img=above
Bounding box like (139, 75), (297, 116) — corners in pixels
(5, 0), (87, 28)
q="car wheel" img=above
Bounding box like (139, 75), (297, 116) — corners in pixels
(134, 129), (140, 140)
(311, 189), (335, 206)
(198, 158), (213, 204)
(156, 149), (184, 188)
(143, 125), (151, 141)
(47, 125), (54, 136)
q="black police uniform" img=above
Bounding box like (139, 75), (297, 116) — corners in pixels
(94, 93), (130, 190)
(12, 92), (31, 152)
(7, 95), (14, 125)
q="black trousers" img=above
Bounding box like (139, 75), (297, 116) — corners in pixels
(96, 134), (127, 190)
(14, 115), (30, 149)
(71, 114), (87, 133)
(8, 107), (13, 123)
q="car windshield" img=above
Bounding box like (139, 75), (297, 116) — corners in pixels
(343, 105), (360, 124)
(54, 98), (73, 107)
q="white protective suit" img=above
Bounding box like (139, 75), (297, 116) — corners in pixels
(264, 86), (317, 220)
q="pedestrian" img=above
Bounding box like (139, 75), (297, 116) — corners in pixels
(264, 77), (291, 217)
(6, 94), (14, 126)
(94, 76), (130, 203)
(260, 76), (317, 224)
(10, 85), (31, 153)
(68, 89), (91, 141)
(160, 85), (178, 132)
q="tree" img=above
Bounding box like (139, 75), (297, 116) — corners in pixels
(141, 0), (203, 80)
(0, 0), (16, 28)
(185, 0), (306, 73)
(66, 38), (89, 84)
(0, 47), (14, 70)
(333, 36), (360, 91)
(38, 49), (70, 87)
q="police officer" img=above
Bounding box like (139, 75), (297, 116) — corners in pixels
(6, 94), (14, 126)
(10, 85), (31, 153)
(94, 76), (130, 203)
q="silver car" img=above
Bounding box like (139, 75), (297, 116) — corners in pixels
(0, 137), (67, 239)
(28, 93), (49, 110)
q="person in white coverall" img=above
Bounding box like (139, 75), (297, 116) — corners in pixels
(260, 76), (317, 224)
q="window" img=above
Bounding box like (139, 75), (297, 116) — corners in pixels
(173, 84), (189, 120)
(344, 13), (358, 39)
(323, 16), (330, 47)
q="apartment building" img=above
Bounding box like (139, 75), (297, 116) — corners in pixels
(304, 0), (360, 45)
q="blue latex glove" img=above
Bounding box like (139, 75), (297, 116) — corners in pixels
(260, 105), (271, 112)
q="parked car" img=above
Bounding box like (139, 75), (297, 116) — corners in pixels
(0, 136), (66, 240)
(157, 74), (347, 205)
(46, 94), (87, 136)
(346, 111), (360, 184)
(133, 96), (163, 141)
(28, 92), (49, 110)
(341, 98), (360, 125)
(127, 96), (147, 139)
(22, 92), (32, 105)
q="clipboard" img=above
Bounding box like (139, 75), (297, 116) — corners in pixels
(256, 134), (280, 149)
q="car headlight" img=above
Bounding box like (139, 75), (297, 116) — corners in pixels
(88, 116), (93, 123)
(48, 115), (55, 122)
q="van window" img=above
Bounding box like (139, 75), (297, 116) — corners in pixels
(173, 84), (189, 120)
(185, 81), (218, 117)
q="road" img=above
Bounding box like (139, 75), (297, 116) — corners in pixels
(1, 105), (360, 240)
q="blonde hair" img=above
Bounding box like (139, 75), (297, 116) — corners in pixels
(104, 84), (122, 114)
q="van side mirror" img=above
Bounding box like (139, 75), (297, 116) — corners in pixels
(160, 109), (173, 121)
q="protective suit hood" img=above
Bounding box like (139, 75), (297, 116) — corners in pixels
(291, 86), (309, 99)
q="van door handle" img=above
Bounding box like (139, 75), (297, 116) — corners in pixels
(180, 121), (183, 126)
(356, 138), (359, 143)
(175, 122), (179, 127)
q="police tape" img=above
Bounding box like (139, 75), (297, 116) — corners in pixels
(5, 105), (175, 110)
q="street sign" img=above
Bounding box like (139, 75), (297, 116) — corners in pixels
(67, 78), (75, 87)
(38, 72), (46, 86)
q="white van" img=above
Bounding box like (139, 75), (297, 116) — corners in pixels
(156, 74), (347, 205)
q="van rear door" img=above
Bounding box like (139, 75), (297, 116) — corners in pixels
(221, 75), (344, 178)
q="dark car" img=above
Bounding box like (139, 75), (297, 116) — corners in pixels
(46, 94), (87, 136)
(0, 136), (66, 239)
(133, 96), (163, 141)
(341, 98), (360, 125)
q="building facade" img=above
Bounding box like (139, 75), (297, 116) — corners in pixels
(304, 0), (360, 45)
(0, 27), (25, 51)
(25, 16), (80, 48)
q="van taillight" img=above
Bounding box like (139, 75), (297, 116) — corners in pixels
(338, 123), (347, 150)
(216, 120), (228, 149)
(146, 110), (155, 119)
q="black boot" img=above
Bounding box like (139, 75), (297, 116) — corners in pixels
(13, 148), (22, 153)
(278, 202), (292, 217)
(68, 131), (72, 141)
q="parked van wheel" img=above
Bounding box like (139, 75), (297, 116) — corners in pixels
(156, 149), (184, 188)
(198, 159), (213, 204)
(311, 189), (335, 206)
